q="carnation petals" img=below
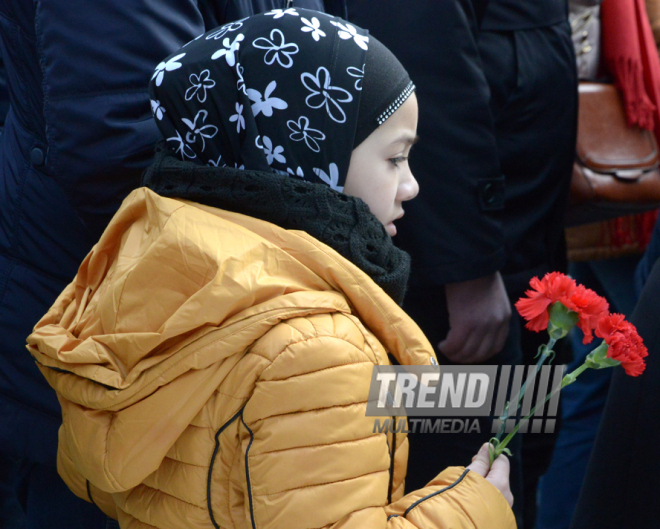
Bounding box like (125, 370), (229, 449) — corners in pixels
(571, 284), (610, 344)
(596, 313), (648, 377)
(515, 273), (575, 333)
(515, 291), (551, 332)
(516, 272), (647, 377)
(515, 272), (608, 342)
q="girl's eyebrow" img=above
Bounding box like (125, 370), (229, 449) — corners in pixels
(393, 134), (420, 146)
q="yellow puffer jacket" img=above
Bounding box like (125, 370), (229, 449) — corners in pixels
(27, 188), (515, 529)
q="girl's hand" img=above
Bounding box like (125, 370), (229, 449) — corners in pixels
(466, 443), (514, 507)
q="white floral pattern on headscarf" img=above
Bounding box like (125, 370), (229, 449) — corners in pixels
(150, 9), (368, 192)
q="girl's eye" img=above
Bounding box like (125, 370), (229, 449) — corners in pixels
(389, 156), (408, 167)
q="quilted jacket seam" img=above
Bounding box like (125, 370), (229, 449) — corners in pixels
(131, 482), (206, 511)
(178, 422), (214, 430)
(249, 431), (383, 457)
(207, 390), (251, 400)
(92, 305), (333, 411)
(250, 399), (369, 426)
(114, 505), (159, 529)
(254, 469), (389, 498)
(256, 355), (373, 383)
(163, 455), (207, 469)
(256, 332), (376, 380)
(241, 328), (378, 529)
(296, 232), (408, 357)
(279, 310), (372, 359)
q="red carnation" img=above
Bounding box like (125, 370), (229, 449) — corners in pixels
(570, 284), (610, 344)
(515, 272), (577, 332)
(596, 313), (648, 376)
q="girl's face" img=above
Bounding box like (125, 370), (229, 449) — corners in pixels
(343, 94), (419, 237)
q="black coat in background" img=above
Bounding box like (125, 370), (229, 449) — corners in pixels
(347, 3), (576, 528)
(346, 0), (519, 523)
(570, 257), (660, 529)
(348, 0), (506, 288)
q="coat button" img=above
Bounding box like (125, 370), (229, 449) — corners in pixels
(477, 177), (504, 211)
(482, 182), (495, 204)
(30, 147), (45, 166)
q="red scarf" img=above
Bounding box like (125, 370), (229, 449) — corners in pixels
(599, 0), (660, 250)
(601, 0), (660, 133)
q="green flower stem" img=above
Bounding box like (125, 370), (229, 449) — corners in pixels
(494, 337), (556, 443)
(489, 360), (592, 466)
(561, 363), (589, 387)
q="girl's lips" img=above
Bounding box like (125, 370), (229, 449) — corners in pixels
(387, 212), (404, 236)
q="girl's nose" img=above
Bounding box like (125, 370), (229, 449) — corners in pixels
(400, 170), (420, 202)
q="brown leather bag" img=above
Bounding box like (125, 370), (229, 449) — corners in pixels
(566, 82), (660, 227)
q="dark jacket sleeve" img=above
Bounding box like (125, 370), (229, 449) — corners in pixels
(34, 0), (215, 238)
(570, 257), (660, 529)
(347, 0), (505, 286)
(35, 0), (337, 239)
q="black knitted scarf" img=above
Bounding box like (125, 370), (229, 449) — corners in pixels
(142, 148), (410, 304)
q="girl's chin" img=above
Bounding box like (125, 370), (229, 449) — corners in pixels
(386, 222), (397, 237)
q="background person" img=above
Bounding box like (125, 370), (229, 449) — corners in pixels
(347, 1), (577, 527)
(0, 1), (341, 526)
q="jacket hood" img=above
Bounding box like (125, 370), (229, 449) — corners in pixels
(27, 187), (435, 492)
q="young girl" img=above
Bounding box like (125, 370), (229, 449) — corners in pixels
(27, 10), (514, 528)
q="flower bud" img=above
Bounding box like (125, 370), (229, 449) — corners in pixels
(585, 342), (620, 370)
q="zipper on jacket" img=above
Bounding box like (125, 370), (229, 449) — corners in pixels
(387, 416), (396, 504)
(207, 407), (245, 529)
(86, 480), (98, 508)
(387, 469), (471, 520)
(240, 413), (257, 529)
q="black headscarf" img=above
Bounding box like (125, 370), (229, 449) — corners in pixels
(149, 8), (413, 192)
(146, 10), (415, 304)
